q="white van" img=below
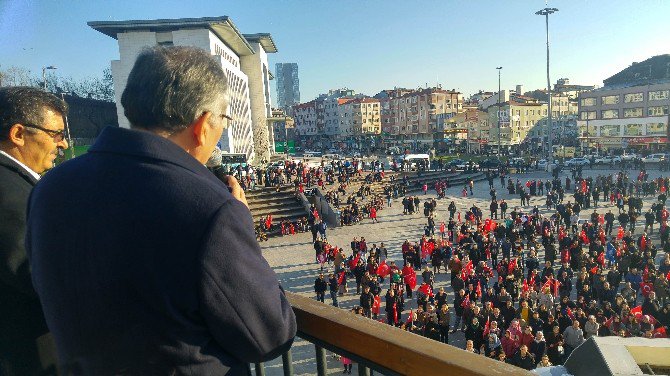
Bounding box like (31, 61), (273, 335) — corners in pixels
(642, 153), (666, 163)
(302, 151), (322, 158)
(322, 153), (341, 161)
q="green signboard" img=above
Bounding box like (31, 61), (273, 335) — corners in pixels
(275, 141), (295, 154)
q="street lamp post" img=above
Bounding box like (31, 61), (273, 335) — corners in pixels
(536, 7), (558, 158)
(42, 66), (57, 91)
(496, 66), (503, 157)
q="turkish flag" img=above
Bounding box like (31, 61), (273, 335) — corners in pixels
(640, 282), (653, 297)
(406, 274), (417, 290)
(337, 271), (346, 286)
(461, 294), (470, 308)
(372, 295), (381, 315)
(419, 283), (433, 297)
(617, 227), (624, 240)
(654, 327), (667, 338)
(630, 305), (643, 319)
(476, 281), (482, 298)
(377, 261), (391, 278)
(349, 253), (361, 270)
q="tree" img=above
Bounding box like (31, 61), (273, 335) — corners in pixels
(0, 65), (115, 102)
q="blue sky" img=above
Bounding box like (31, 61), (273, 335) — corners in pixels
(1, 0), (669, 101)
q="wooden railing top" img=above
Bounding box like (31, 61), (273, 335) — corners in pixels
(286, 292), (532, 376)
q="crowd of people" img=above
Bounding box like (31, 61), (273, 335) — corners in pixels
(311, 167), (670, 371)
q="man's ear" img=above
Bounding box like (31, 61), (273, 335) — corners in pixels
(191, 112), (212, 147)
(8, 124), (27, 147)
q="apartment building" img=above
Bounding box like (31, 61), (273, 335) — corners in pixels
(293, 100), (317, 137)
(385, 88), (463, 144)
(577, 82), (670, 150)
(487, 101), (548, 148)
(338, 97), (381, 136)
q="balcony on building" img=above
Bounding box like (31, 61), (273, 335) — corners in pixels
(249, 292), (530, 376)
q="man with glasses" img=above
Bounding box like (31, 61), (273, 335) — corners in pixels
(26, 46), (296, 375)
(0, 86), (68, 375)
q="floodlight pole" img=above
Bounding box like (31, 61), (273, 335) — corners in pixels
(536, 7), (558, 158)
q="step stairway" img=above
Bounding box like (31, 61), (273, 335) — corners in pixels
(246, 185), (309, 238)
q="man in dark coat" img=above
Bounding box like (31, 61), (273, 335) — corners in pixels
(26, 47), (296, 375)
(0, 86), (69, 375)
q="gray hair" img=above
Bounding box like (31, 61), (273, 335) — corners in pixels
(121, 46), (229, 133)
(0, 86), (68, 140)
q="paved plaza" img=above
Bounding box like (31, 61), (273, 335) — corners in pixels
(260, 167), (669, 375)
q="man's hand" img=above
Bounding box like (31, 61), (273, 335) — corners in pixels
(223, 175), (248, 209)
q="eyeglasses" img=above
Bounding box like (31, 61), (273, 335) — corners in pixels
(23, 124), (66, 141)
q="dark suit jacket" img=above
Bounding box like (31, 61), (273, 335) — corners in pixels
(0, 152), (51, 375)
(26, 127), (296, 375)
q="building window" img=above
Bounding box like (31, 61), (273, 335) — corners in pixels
(624, 92), (644, 103)
(600, 124), (620, 137)
(648, 106), (669, 116)
(601, 95), (620, 105)
(649, 90), (669, 101)
(581, 97), (596, 106)
(647, 123), (667, 135)
(580, 111), (596, 120)
(601, 109), (619, 119)
(623, 108), (643, 118)
(624, 123), (643, 136)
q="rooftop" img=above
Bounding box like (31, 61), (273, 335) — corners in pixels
(87, 16), (275, 57)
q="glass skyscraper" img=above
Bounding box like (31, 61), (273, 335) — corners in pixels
(275, 63), (300, 110)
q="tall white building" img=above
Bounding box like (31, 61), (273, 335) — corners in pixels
(88, 17), (277, 164)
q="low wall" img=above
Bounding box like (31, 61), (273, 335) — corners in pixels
(301, 189), (340, 228)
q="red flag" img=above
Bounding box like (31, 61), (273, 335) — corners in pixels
(508, 258), (517, 274)
(566, 307), (574, 320)
(419, 283), (433, 297)
(603, 316), (614, 328)
(553, 279), (561, 298)
(590, 265), (599, 275)
(476, 281), (482, 298)
(407, 274), (417, 290)
(461, 294), (470, 308)
(337, 271), (345, 286)
(654, 327), (667, 338)
(643, 266), (649, 282)
(372, 295), (381, 315)
(542, 279), (552, 292)
(640, 282), (654, 297)
(522, 279), (529, 293)
(406, 309), (414, 325)
(461, 261), (473, 281)
(376, 261), (390, 277)
(349, 253), (361, 271)
(597, 252), (605, 266)
(393, 302), (398, 324)
(483, 317), (490, 338)
(617, 227), (624, 240)
(630, 305), (643, 319)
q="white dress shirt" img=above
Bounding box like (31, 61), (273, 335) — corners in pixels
(0, 150), (41, 181)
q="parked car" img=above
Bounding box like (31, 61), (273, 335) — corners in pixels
(537, 159), (549, 170)
(642, 153), (666, 163)
(594, 156), (622, 164)
(620, 153), (639, 161)
(446, 159), (466, 169)
(565, 157), (590, 167)
(479, 158), (503, 169)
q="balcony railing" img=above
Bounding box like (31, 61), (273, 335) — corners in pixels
(249, 292), (531, 376)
